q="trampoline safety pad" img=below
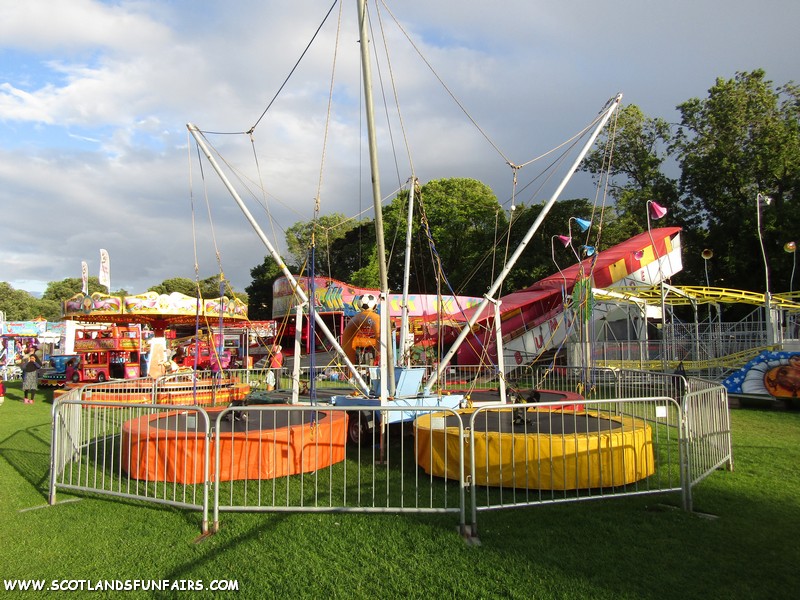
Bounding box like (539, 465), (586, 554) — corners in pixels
(414, 408), (655, 490)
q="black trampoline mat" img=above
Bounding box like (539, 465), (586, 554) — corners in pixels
(441, 410), (623, 435)
(149, 409), (320, 434)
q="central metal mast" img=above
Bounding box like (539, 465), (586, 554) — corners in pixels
(357, 0), (395, 394)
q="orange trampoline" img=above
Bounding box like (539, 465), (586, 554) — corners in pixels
(121, 406), (346, 484)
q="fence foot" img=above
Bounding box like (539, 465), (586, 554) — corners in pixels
(460, 525), (481, 546)
(692, 511), (719, 520)
(193, 528), (216, 544)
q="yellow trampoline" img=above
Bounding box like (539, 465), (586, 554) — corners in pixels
(414, 407), (655, 490)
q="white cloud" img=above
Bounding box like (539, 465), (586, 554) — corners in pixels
(1, 0), (799, 297)
(0, 0), (172, 52)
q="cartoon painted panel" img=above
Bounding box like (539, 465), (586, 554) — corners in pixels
(63, 292), (123, 315)
(63, 291), (247, 321)
(723, 351), (800, 398)
(271, 275), (481, 319)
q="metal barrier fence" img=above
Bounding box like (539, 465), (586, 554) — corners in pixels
(49, 396), (212, 531)
(210, 405), (466, 533)
(466, 396), (684, 539)
(521, 366), (691, 403)
(516, 365), (620, 399)
(584, 312), (770, 373)
(71, 373), (253, 407)
(49, 371), (732, 542)
(216, 363), (695, 398)
(233, 364), (502, 395)
(50, 386), (84, 480)
(682, 385), (734, 511)
(518, 366), (734, 505)
(77, 377), (156, 404)
(49, 401), (467, 535)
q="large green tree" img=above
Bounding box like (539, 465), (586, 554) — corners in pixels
(500, 198), (599, 292)
(0, 282), (48, 320)
(382, 178), (505, 297)
(285, 212), (363, 273)
(148, 276), (247, 303)
(283, 178), (508, 296)
(148, 277), (198, 297)
(250, 71), (800, 305)
(672, 70), (800, 292)
(0, 278), (120, 322)
(41, 277), (122, 303)
(582, 104), (680, 244)
(327, 221), (378, 287)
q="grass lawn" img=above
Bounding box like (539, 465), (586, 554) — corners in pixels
(1, 381), (798, 599)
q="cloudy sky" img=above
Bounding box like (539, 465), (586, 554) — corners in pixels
(1, 0), (797, 298)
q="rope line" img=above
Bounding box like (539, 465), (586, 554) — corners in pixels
(248, 0), (340, 134)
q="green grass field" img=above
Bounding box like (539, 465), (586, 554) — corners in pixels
(1, 381), (798, 599)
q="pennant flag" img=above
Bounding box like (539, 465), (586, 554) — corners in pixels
(99, 249), (111, 290)
(81, 261), (89, 295)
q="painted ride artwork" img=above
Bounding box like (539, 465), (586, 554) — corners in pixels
(56, 290), (253, 406)
(723, 351), (800, 399)
(38, 354), (81, 387)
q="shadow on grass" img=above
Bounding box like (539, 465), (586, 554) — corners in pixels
(159, 512), (293, 584)
(0, 422), (55, 499)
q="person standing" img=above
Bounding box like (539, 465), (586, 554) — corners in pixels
(267, 345), (284, 390)
(210, 349), (230, 380)
(22, 354), (41, 404)
(209, 352), (221, 380)
(64, 359), (76, 384)
(270, 345), (284, 369)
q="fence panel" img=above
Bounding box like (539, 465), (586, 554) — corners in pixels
(50, 399), (211, 531)
(467, 397), (683, 538)
(615, 369), (686, 402)
(49, 371), (729, 540)
(210, 405), (467, 534)
(524, 366), (620, 399)
(78, 377), (156, 404)
(683, 385), (734, 511)
(240, 364), (504, 395)
(49, 386), (84, 483)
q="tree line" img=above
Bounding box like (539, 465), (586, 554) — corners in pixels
(3, 70), (797, 322)
(584, 70), (799, 298)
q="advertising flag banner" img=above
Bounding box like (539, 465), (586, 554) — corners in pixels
(99, 249), (111, 290)
(81, 261), (89, 294)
